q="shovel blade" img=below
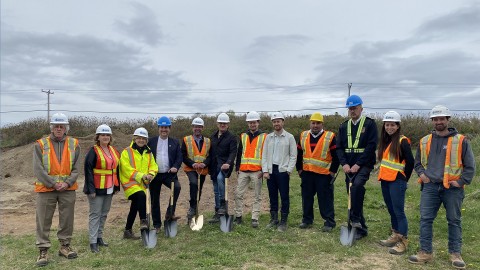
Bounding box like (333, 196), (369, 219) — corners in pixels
(164, 220), (178, 238)
(141, 229), (157, 248)
(191, 215), (204, 231)
(220, 215), (233, 233)
(340, 225), (356, 246)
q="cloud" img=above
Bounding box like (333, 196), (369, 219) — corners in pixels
(114, 2), (163, 46)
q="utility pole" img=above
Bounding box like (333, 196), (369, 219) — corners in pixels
(42, 89), (54, 122)
(347, 83), (352, 97)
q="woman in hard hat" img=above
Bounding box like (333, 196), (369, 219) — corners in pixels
(377, 111), (414, 255)
(118, 127), (158, 240)
(83, 124), (121, 253)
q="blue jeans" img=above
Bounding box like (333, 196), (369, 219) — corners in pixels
(267, 165), (290, 214)
(419, 182), (464, 253)
(211, 171), (225, 209)
(381, 179), (408, 236)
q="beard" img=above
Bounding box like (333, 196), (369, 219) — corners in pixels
(435, 124), (447, 132)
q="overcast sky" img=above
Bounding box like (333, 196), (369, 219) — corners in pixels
(1, 0), (479, 126)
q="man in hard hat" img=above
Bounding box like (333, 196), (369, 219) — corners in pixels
(234, 111), (267, 228)
(33, 113), (81, 266)
(208, 113), (238, 223)
(296, 112), (340, 232)
(147, 116), (183, 233)
(262, 112), (297, 232)
(408, 105), (475, 269)
(182, 117), (211, 223)
(336, 95), (378, 240)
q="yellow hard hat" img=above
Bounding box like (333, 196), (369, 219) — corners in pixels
(310, 112), (324, 122)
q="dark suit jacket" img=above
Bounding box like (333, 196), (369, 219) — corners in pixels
(147, 136), (183, 170)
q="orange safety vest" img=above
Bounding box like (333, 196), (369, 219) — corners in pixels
(239, 133), (266, 172)
(300, 130), (334, 175)
(418, 133), (464, 188)
(183, 135), (210, 175)
(378, 135), (410, 181)
(93, 145), (120, 189)
(35, 136), (79, 192)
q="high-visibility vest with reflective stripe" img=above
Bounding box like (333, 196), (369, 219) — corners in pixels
(300, 130), (334, 175)
(93, 145), (120, 189)
(119, 142), (158, 198)
(378, 135), (410, 181)
(239, 133), (266, 172)
(183, 135), (210, 175)
(35, 136), (79, 192)
(419, 134), (464, 188)
(345, 116), (366, 153)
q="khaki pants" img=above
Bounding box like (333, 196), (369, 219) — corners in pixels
(234, 171), (263, 220)
(36, 190), (76, 248)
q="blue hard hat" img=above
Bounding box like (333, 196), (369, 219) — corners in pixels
(157, 116), (172, 127)
(345, 95), (363, 108)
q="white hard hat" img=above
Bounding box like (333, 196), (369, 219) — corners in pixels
(50, 113), (69, 125)
(192, 117), (204, 126)
(96, 124), (112, 134)
(133, 127), (149, 138)
(246, 111), (260, 122)
(271, 112), (285, 121)
(217, 113), (230, 123)
(430, 105), (451, 118)
(382, 111), (401, 122)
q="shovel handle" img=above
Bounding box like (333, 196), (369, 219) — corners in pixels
(170, 181), (174, 207)
(225, 178), (229, 202)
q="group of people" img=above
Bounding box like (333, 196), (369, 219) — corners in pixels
(33, 94), (475, 269)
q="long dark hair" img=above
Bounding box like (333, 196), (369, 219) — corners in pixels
(378, 122), (401, 161)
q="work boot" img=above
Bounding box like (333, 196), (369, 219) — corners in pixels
(299, 222), (312, 229)
(140, 219), (148, 230)
(408, 250), (433, 264)
(251, 219), (259, 228)
(97, 238), (108, 247)
(123, 229), (140, 240)
(389, 235), (408, 255)
(350, 221), (362, 229)
(235, 216), (243, 225)
(58, 244), (77, 259)
(277, 213), (288, 232)
(450, 253), (466, 269)
(266, 211), (279, 229)
(208, 209), (220, 224)
(218, 200), (227, 215)
(90, 243), (99, 253)
(36, 248), (48, 267)
(379, 231), (400, 247)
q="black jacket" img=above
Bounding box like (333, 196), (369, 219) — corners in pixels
(147, 136), (183, 172)
(209, 130), (237, 177)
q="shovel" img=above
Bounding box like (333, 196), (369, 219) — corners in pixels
(164, 180), (178, 238)
(340, 174), (356, 247)
(219, 177), (233, 233)
(141, 185), (157, 248)
(190, 170), (204, 231)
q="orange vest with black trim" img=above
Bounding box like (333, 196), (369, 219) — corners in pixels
(378, 135), (410, 181)
(35, 136), (79, 192)
(419, 133), (464, 188)
(93, 145), (120, 189)
(239, 133), (266, 172)
(300, 130), (334, 175)
(183, 135), (210, 175)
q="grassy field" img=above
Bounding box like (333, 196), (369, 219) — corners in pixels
(1, 172), (479, 270)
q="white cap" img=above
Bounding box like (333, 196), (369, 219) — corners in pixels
(50, 113), (69, 125)
(271, 112), (284, 121)
(246, 111), (260, 122)
(96, 124), (112, 134)
(430, 105), (451, 118)
(133, 127), (149, 138)
(192, 117), (204, 126)
(382, 111), (401, 122)
(217, 113), (230, 123)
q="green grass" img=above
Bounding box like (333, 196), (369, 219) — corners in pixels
(2, 174), (480, 270)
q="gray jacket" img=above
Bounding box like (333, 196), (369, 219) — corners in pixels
(414, 128), (475, 186)
(262, 129), (297, 174)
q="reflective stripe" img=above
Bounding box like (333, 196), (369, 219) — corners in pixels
(345, 148), (364, 153)
(239, 133), (266, 171)
(300, 130), (334, 174)
(347, 116), (366, 149)
(93, 168), (116, 175)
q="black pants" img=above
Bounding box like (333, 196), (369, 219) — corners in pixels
(267, 165), (290, 214)
(186, 171), (206, 208)
(301, 171), (335, 227)
(345, 166), (372, 235)
(149, 173), (181, 228)
(125, 191), (146, 230)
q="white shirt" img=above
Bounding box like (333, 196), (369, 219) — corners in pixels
(156, 137), (170, 173)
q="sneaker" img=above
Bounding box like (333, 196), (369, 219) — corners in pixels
(208, 213), (220, 224)
(187, 207), (196, 219)
(408, 250), (433, 264)
(123, 229), (140, 240)
(58, 244), (77, 259)
(379, 232), (400, 247)
(450, 253), (466, 269)
(251, 219), (259, 228)
(234, 216), (243, 225)
(350, 221), (362, 229)
(277, 222), (287, 232)
(36, 248), (48, 267)
(299, 223), (312, 229)
(265, 220), (279, 229)
(321, 225), (334, 232)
